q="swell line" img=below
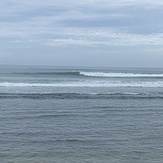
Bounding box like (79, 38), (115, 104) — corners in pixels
(1, 71), (80, 76)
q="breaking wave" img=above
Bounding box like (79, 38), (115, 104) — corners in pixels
(3, 71), (163, 78)
(79, 72), (163, 78)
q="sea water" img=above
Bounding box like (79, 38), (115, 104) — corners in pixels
(0, 65), (163, 163)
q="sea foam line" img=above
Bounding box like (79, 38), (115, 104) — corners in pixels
(79, 72), (163, 77)
(0, 81), (163, 88)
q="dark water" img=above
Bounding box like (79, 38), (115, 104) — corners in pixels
(0, 65), (163, 163)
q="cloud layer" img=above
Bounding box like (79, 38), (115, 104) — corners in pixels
(1, 0), (163, 66)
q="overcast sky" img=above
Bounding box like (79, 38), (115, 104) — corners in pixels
(1, 0), (163, 67)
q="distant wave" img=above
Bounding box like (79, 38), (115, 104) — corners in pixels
(79, 72), (163, 78)
(0, 81), (163, 88)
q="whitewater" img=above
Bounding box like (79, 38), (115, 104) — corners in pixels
(80, 71), (163, 77)
(0, 80), (163, 88)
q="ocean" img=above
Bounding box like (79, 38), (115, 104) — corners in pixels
(0, 65), (163, 163)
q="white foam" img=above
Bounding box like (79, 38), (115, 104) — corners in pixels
(80, 72), (163, 77)
(0, 81), (163, 88)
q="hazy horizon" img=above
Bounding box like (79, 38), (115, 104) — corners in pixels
(1, 64), (163, 69)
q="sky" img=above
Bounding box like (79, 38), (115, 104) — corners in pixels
(1, 0), (163, 67)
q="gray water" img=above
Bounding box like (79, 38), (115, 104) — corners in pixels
(0, 65), (163, 163)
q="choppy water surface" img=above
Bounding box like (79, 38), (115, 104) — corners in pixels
(0, 65), (163, 163)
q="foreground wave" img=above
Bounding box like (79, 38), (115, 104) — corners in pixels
(0, 92), (163, 99)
